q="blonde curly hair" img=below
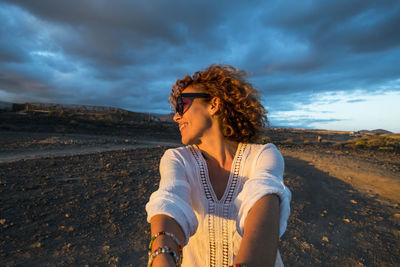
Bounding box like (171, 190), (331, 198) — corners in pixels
(169, 64), (268, 143)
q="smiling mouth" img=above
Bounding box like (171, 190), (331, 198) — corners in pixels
(179, 123), (188, 131)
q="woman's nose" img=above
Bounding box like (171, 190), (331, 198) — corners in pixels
(173, 112), (181, 122)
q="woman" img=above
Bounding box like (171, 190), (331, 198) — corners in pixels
(146, 65), (291, 267)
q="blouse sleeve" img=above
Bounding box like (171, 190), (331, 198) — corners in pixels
(145, 148), (198, 245)
(235, 144), (291, 238)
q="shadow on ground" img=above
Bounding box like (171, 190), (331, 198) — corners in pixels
(281, 156), (400, 267)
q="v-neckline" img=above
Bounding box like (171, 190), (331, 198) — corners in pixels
(195, 142), (243, 203)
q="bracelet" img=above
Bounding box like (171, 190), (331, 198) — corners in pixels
(148, 231), (183, 264)
(148, 246), (181, 267)
(148, 231), (183, 263)
(229, 265), (247, 267)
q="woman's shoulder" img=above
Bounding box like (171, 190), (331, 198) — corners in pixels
(161, 145), (197, 161)
(243, 143), (283, 169)
(245, 142), (280, 156)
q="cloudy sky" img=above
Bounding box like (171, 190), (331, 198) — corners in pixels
(1, 0), (400, 132)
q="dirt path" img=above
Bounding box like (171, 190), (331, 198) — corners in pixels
(280, 154), (400, 266)
(0, 140), (180, 164)
(280, 147), (400, 206)
(0, 131), (180, 163)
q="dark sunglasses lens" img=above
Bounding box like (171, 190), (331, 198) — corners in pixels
(181, 98), (191, 114)
(175, 96), (192, 115)
(175, 96), (182, 114)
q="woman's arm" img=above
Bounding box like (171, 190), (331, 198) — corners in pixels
(150, 214), (186, 267)
(146, 149), (199, 266)
(234, 194), (280, 267)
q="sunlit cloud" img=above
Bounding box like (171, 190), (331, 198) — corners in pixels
(270, 91), (400, 132)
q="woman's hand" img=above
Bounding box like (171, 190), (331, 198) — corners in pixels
(234, 194), (280, 267)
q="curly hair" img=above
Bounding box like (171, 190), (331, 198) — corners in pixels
(169, 64), (268, 143)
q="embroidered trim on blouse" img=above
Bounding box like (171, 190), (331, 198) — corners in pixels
(222, 143), (246, 266)
(189, 143), (247, 267)
(189, 146), (216, 266)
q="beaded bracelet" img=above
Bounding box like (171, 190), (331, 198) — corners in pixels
(148, 231), (183, 263)
(148, 246), (181, 267)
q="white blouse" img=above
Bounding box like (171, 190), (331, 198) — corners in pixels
(146, 143), (291, 267)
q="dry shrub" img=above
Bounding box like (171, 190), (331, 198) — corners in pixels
(334, 134), (400, 152)
(378, 146), (394, 151)
(284, 137), (295, 144)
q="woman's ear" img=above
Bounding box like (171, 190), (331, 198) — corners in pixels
(209, 97), (221, 116)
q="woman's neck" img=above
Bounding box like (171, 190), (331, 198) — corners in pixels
(197, 137), (239, 168)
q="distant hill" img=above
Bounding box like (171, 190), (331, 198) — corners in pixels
(0, 101), (18, 111)
(1, 102), (161, 122)
(359, 129), (392, 135)
(2, 101), (394, 134)
(154, 113), (175, 122)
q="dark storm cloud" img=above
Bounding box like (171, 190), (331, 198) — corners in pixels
(0, 0), (399, 118)
(252, 0), (400, 98)
(0, 5), (35, 64)
(0, 69), (67, 103)
(261, 0), (400, 54)
(2, 0), (230, 68)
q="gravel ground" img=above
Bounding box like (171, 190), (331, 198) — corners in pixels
(1, 112), (399, 266)
(1, 147), (166, 266)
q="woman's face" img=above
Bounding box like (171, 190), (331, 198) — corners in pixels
(173, 86), (213, 145)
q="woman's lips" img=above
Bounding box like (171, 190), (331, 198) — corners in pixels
(179, 123), (187, 131)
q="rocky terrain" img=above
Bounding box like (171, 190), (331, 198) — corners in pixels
(1, 111), (399, 266)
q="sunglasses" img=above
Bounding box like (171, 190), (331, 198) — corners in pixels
(175, 93), (211, 116)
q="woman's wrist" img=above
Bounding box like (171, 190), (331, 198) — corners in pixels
(149, 246), (180, 267)
(151, 251), (176, 267)
(149, 231), (182, 256)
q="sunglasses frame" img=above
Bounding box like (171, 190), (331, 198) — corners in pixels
(175, 93), (211, 116)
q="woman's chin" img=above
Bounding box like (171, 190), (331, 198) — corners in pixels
(180, 135), (199, 146)
(180, 135), (189, 145)
(181, 139), (189, 145)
